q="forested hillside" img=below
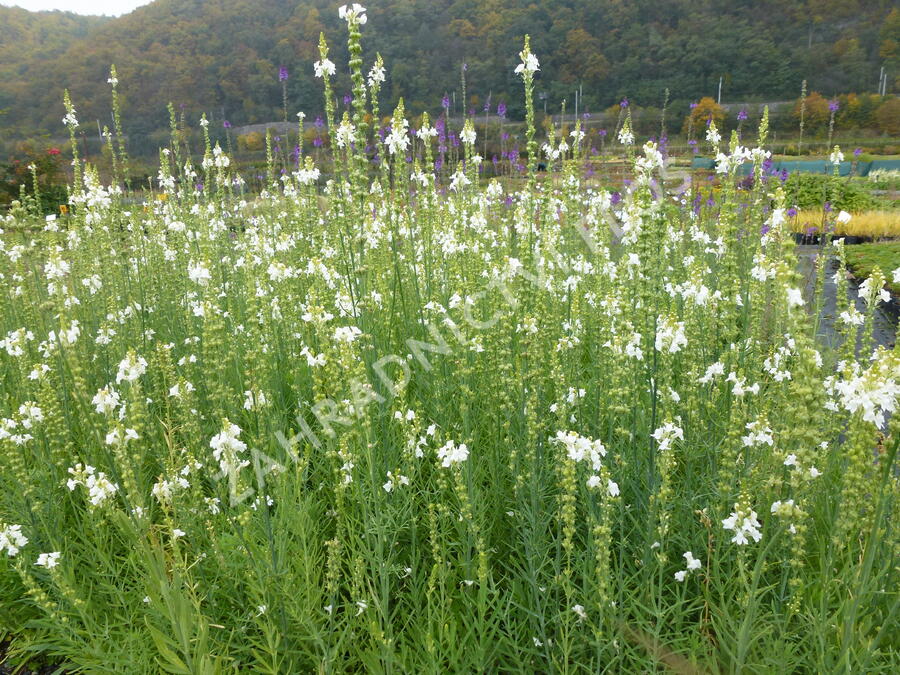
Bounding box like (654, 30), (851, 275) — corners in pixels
(0, 0), (897, 143)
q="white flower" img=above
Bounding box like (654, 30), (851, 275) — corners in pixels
(607, 479), (620, 498)
(339, 3), (367, 24)
(786, 288), (805, 308)
(416, 123), (438, 140)
(0, 523), (28, 557)
(651, 422), (683, 452)
(770, 499), (796, 517)
(830, 147), (845, 165)
(335, 117), (356, 149)
(210, 421), (249, 475)
(92, 387), (121, 415)
(367, 63), (386, 87)
(858, 276), (891, 306)
(706, 123), (721, 146)
(314, 59), (336, 78)
(436, 440), (469, 467)
(655, 316), (687, 353)
(334, 325), (362, 343)
(839, 307), (864, 326)
(116, 352), (147, 384)
(617, 126), (634, 146)
(448, 168), (470, 192)
(35, 551), (60, 568)
(386, 118), (410, 156)
(722, 507), (762, 545)
(188, 261), (212, 286)
(742, 420), (773, 448)
(683, 551), (702, 571)
(514, 52), (540, 77)
(552, 431), (606, 469)
(624, 333), (643, 360)
(105, 427), (138, 446)
(836, 210), (852, 225)
(571, 604), (587, 621)
(460, 121), (476, 145)
(698, 362), (725, 384)
(75, 466), (119, 506)
(243, 389), (268, 411)
(832, 350), (899, 429)
(674, 570), (687, 582)
(893, 267), (900, 284)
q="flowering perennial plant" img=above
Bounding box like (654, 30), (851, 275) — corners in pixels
(0, 15), (897, 675)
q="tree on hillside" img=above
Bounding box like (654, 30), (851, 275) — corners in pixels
(682, 97), (725, 136)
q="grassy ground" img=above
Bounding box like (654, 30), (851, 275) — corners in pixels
(845, 241), (900, 294)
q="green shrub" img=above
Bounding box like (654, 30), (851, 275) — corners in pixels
(783, 173), (876, 211)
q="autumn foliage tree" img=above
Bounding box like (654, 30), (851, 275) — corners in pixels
(792, 91), (831, 134)
(682, 97), (725, 135)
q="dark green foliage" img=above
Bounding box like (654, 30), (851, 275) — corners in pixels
(0, 0), (896, 144)
(784, 173), (877, 212)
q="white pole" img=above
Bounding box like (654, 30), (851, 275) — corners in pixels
(718, 76), (723, 104)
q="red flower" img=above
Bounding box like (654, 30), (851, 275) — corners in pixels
(48, 147), (61, 155)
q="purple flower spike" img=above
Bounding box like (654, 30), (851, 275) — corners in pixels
(829, 100), (839, 113)
(497, 101), (507, 117)
(223, 120), (232, 129)
(620, 97), (629, 108)
(442, 94), (450, 109)
(737, 109), (748, 121)
(279, 65), (289, 82)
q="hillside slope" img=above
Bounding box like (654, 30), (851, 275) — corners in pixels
(0, 0), (897, 141)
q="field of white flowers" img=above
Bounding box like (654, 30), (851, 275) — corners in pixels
(1, 6), (898, 673)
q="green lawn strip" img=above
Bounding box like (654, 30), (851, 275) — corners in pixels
(844, 241), (900, 294)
